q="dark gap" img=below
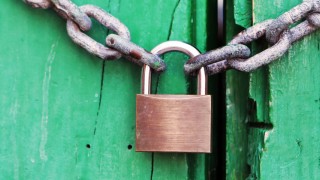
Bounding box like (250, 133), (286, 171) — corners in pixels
(247, 164), (251, 175)
(187, 154), (196, 180)
(86, 144), (91, 149)
(127, 144), (132, 150)
(247, 122), (274, 130)
(206, 0), (226, 179)
(248, 98), (257, 117)
(211, 74), (227, 180)
(150, 153), (154, 180)
(206, 0), (217, 177)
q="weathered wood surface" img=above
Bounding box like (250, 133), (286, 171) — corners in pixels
(225, 0), (249, 178)
(0, 0), (209, 179)
(227, 0), (320, 179)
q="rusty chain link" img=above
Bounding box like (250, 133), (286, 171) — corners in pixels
(185, 0), (320, 75)
(23, 0), (166, 72)
(24, 0), (320, 75)
(66, 5), (130, 60)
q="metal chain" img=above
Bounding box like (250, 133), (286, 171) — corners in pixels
(23, 0), (166, 72)
(24, 0), (320, 75)
(185, 0), (320, 75)
(66, 5), (130, 60)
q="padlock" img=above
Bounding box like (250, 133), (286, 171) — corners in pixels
(136, 41), (211, 153)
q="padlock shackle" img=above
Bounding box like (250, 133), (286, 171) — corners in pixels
(141, 41), (207, 95)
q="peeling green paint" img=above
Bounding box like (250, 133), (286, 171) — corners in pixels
(228, 0), (320, 179)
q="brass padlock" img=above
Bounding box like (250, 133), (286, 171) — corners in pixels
(136, 41), (211, 153)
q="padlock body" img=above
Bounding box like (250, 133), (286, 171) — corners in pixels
(136, 94), (211, 153)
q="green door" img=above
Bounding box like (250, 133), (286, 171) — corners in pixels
(1, 0), (319, 179)
(0, 0), (211, 179)
(226, 0), (320, 179)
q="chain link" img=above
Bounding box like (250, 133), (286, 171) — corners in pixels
(23, 0), (166, 72)
(24, 0), (92, 31)
(185, 0), (320, 75)
(66, 5), (130, 60)
(24, 0), (51, 9)
(106, 34), (166, 71)
(24, 0), (320, 75)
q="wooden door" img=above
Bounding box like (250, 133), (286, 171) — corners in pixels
(226, 0), (320, 179)
(2, 0), (319, 179)
(0, 0), (211, 179)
